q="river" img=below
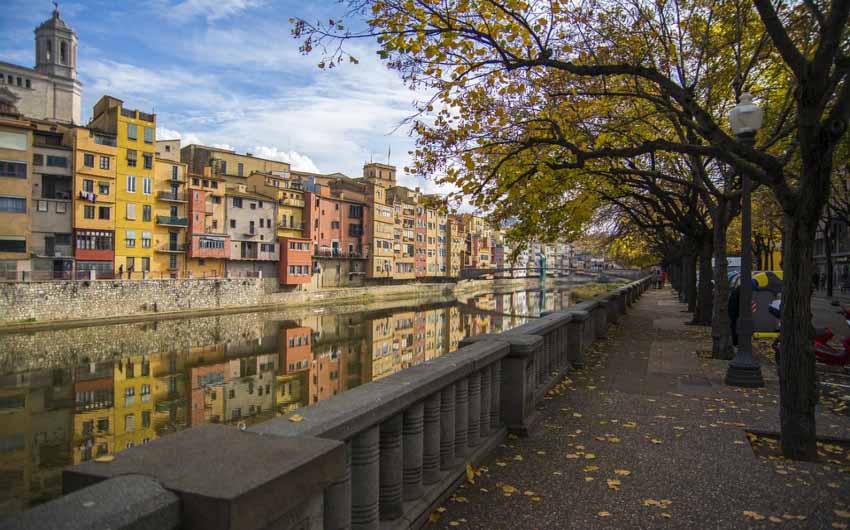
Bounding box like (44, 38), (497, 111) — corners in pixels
(0, 280), (581, 514)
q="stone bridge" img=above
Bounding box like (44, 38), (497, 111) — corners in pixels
(3, 277), (653, 530)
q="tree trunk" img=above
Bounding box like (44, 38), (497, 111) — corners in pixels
(712, 208), (734, 359)
(693, 238), (713, 325)
(779, 212), (819, 460)
(685, 253), (697, 312)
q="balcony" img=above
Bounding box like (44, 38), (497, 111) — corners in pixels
(280, 198), (305, 208)
(279, 222), (306, 231)
(155, 243), (187, 253)
(156, 215), (188, 227)
(32, 244), (73, 258)
(158, 191), (187, 202)
(313, 249), (365, 259)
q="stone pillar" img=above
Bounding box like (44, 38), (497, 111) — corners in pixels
(566, 313), (586, 369)
(402, 402), (424, 501)
(467, 372), (481, 448)
(490, 361), (501, 430)
(454, 378), (469, 462)
(351, 426), (380, 530)
(606, 294), (620, 324)
(439, 384), (456, 470)
(594, 304), (608, 339)
(422, 392), (441, 484)
(480, 366), (491, 438)
(324, 443), (352, 530)
(379, 414), (403, 520)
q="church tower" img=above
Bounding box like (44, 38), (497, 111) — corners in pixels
(34, 3), (78, 81)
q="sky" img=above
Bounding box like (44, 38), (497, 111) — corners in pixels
(0, 0), (450, 195)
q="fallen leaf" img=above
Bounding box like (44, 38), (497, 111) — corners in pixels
(607, 479), (621, 490)
(566, 453), (580, 459)
(585, 453), (596, 460)
(288, 414), (304, 423)
(94, 455), (114, 463)
(614, 469), (631, 476)
(573, 412), (583, 418)
(836, 511), (850, 519)
(583, 465), (599, 472)
(428, 513), (441, 524)
(744, 511), (766, 521)
(649, 438), (663, 444)
(584, 476), (594, 481)
(598, 511), (611, 517)
(531, 496), (541, 502)
(607, 437), (621, 443)
(661, 513), (672, 518)
(449, 521), (460, 527)
(465, 464), (475, 485)
(513, 455), (524, 461)
(832, 523), (848, 529)
(623, 422), (637, 428)
(501, 485), (517, 495)
(523, 491), (536, 497)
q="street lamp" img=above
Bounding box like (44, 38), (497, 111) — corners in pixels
(725, 92), (766, 388)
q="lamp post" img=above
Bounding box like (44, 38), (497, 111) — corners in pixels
(725, 92), (766, 388)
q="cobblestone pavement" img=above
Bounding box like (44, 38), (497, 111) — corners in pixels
(428, 289), (850, 530)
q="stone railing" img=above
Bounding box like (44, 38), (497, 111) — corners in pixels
(2, 277), (653, 530)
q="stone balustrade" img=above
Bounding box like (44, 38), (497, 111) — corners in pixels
(1, 277), (653, 530)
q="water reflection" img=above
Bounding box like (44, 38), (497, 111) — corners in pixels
(0, 285), (571, 514)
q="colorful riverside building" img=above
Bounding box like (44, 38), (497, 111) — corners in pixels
(0, 97), (33, 279)
(71, 126), (117, 277)
(88, 96), (157, 278)
(112, 356), (156, 451)
(152, 150), (188, 277)
(363, 163), (397, 279)
(223, 186), (278, 277)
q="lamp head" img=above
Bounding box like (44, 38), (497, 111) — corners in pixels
(729, 92), (764, 135)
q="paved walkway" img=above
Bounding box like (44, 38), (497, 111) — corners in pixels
(429, 289), (850, 529)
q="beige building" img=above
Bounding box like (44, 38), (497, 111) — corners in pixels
(363, 163), (396, 279)
(181, 145), (291, 185)
(0, 94), (32, 279)
(224, 187), (278, 277)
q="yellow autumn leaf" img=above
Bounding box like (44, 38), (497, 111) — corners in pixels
(428, 513), (441, 524)
(94, 455), (115, 463)
(614, 469), (631, 476)
(566, 453), (580, 459)
(607, 437), (621, 443)
(768, 516), (783, 523)
(661, 513), (672, 518)
(836, 511), (850, 519)
(743, 511), (766, 521)
(583, 465), (599, 472)
(607, 479), (621, 490)
(288, 414), (304, 423)
(573, 412), (583, 418)
(832, 522), (848, 529)
(584, 476), (594, 481)
(623, 422), (637, 428)
(465, 464), (475, 484)
(501, 485), (517, 495)
(598, 511), (611, 517)
(584, 453), (596, 459)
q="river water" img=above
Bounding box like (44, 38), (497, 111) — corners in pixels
(0, 281), (579, 514)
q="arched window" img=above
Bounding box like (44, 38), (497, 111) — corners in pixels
(60, 41), (67, 64)
(46, 39), (52, 61)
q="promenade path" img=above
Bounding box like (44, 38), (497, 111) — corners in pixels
(429, 289), (850, 529)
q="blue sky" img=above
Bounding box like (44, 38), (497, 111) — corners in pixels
(0, 0), (445, 193)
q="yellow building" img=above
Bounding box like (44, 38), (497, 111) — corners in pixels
(0, 103), (32, 279)
(447, 216), (466, 277)
(181, 144), (291, 185)
(153, 156), (188, 277)
(186, 166), (228, 278)
(363, 163), (396, 279)
(70, 126), (117, 277)
(112, 356), (156, 450)
(89, 96), (156, 278)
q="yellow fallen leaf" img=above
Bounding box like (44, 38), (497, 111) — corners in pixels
(649, 438), (663, 444)
(836, 511), (850, 519)
(584, 476), (594, 481)
(452, 496), (468, 503)
(584, 453), (596, 459)
(598, 511), (611, 517)
(644, 499), (659, 507)
(495, 462), (507, 467)
(832, 523), (848, 529)
(583, 465), (599, 472)
(566, 453), (580, 459)
(744, 511), (766, 521)
(607, 437), (621, 443)
(607, 479), (621, 490)
(661, 513), (672, 518)
(623, 422), (637, 428)
(449, 521), (460, 527)
(428, 513), (441, 524)
(465, 464), (475, 485)
(531, 496), (541, 502)
(501, 485), (517, 495)
(614, 469), (631, 476)
(288, 414), (304, 423)
(513, 454), (524, 461)
(768, 516), (783, 523)
(573, 412), (583, 418)
(94, 455), (114, 463)
(437, 507), (446, 513)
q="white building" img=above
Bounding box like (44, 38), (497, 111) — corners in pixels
(0, 6), (82, 125)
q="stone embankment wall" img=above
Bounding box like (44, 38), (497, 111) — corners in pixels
(0, 277), (543, 326)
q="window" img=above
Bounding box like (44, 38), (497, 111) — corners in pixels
(37, 200), (48, 212)
(75, 230), (113, 251)
(124, 413), (135, 432)
(331, 221), (340, 229)
(143, 154), (152, 169)
(0, 131), (26, 150)
(229, 219), (236, 228)
(0, 238), (25, 252)
(238, 162), (244, 176)
(126, 203), (136, 220)
(97, 419), (109, 432)
(171, 166), (178, 179)
(192, 177), (199, 186)
(199, 237), (225, 249)
(220, 161), (227, 174)
(0, 161), (26, 178)
(124, 387), (135, 406)
(0, 196), (26, 213)
(142, 360), (149, 376)
(143, 127), (153, 144)
(125, 229), (136, 248)
(46, 156), (66, 167)
(142, 232), (151, 249)
(259, 218), (264, 228)
(83, 153), (94, 167)
(127, 149), (137, 167)
(232, 197), (243, 208)
(126, 175), (136, 192)
(349, 205), (363, 218)
(99, 183), (109, 195)
(211, 181), (218, 189)
(142, 177), (152, 195)
(142, 410), (151, 427)
(98, 206), (110, 220)
(60, 41), (67, 64)
(141, 384), (151, 402)
(127, 123), (137, 140)
(250, 202), (256, 210)
(212, 220), (218, 229)
(56, 202), (67, 213)
(142, 205), (151, 222)
(84, 205), (95, 219)
(212, 196), (221, 204)
(100, 156), (110, 169)
(83, 179), (94, 193)
(33, 154), (43, 165)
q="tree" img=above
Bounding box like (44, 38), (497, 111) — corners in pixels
(296, 0), (850, 459)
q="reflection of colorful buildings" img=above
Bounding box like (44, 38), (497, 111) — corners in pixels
(113, 356), (155, 450)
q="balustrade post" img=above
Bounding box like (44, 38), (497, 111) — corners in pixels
(467, 372), (481, 448)
(439, 384), (456, 470)
(422, 392), (441, 484)
(350, 427), (380, 530)
(402, 403), (424, 501)
(454, 378), (469, 462)
(379, 414), (404, 520)
(566, 311), (587, 369)
(606, 293), (620, 324)
(594, 303), (608, 339)
(490, 361), (501, 430)
(324, 443), (352, 530)
(480, 366), (491, 438)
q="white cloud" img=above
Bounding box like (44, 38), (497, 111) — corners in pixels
(250, 146), (320, 173)
(169, 0), (263, 22)
(155, 127), (203, 146)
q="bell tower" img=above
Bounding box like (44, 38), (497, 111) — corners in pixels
(34, 3), (78, 80)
